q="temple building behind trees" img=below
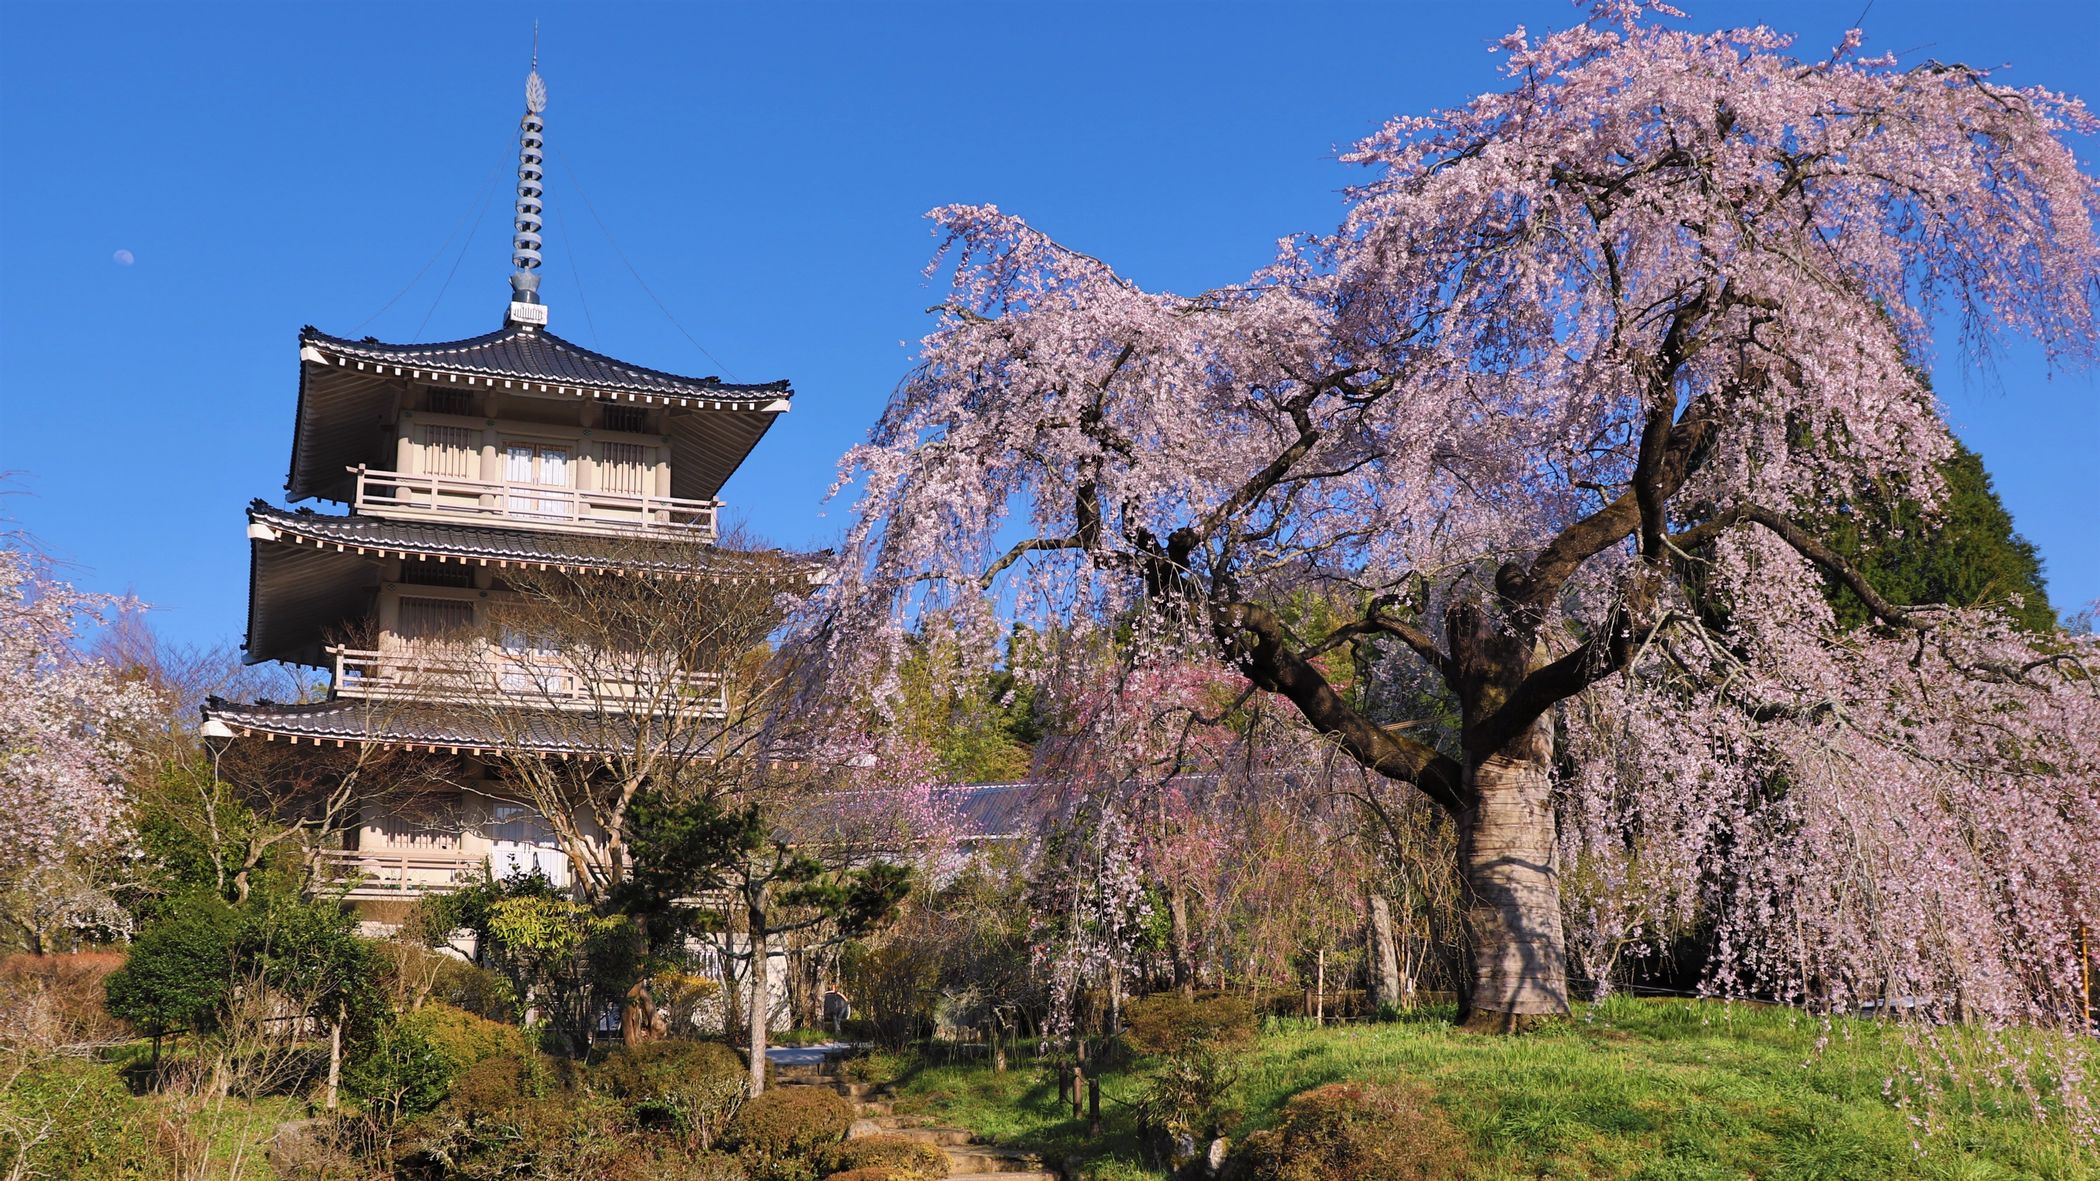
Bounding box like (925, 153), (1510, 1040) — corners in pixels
(200, 60), (794, 938)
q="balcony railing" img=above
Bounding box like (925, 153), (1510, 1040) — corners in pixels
(327, 643), (729, 716)
(351, 465), (719, 538)
(312, 847), (484, 899)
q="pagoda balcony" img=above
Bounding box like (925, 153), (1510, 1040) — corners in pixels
(327, 643), (728, 717)
(312, 847), (484, 898)
(350, 465), (719, 539)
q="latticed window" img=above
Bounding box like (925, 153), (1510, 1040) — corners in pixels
(396, 596), (475, 641)
(423, 425), (479, 478)
(602, 403), (648, 433)
(426, 388), (474, 416)
(598, 441), (650, 495)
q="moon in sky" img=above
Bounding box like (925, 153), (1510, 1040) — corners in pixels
(112, 249), (135, 266)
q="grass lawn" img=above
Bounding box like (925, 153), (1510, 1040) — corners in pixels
(878, 997), (2098, 1180)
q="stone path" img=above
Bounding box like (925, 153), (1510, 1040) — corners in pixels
(768, 1050), (1055, 1181)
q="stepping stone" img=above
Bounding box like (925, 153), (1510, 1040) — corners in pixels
(885, 1126), (974, 1147)
(945, 1146), (1045, 1174)
(846, 1118), (886, 1139)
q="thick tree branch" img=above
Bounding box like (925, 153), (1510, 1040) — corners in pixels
(1213, 599), (1465, 814)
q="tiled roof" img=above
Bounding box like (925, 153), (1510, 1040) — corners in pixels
(248, 501), (810, 577)
(301, 325), (790, 401)
(201, 695), (699, 757)
(933, 782), (1039, 841)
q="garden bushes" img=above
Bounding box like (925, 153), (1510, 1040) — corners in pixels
(1123, 991), (1257, 1165)
(0, 951), (131, 1046)
(816, 1132), (949, 1180)
(444, 1051), (546, 1120)
(404, 1001), (532, 1073)
(1223, 1081), (1471, 1181)
(1120, 991), (1256, 1056)
(723, 1084), (854, 1177)
(0, 1055), (184, 1180)
(595, 1039), (748, 1149)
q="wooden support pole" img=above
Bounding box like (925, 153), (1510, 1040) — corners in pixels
(1071, 1065), (1085, 1121)
(1316, 947), (1326, 1027)
(2082, 924), (2092, 1032)
(1088, 1074), (1101, 1137)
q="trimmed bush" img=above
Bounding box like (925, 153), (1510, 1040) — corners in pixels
(824, 1170), (915, 1181)
(402, 1001), (530, 1074)
(594, 1039), (748, 1148)
(411, 1092), (632, 1181)
(1120, 991), (1256, 1057)
(723, 1084), (854, 1160)
(817, 1133), (949, 1180)
(1222, 1081), (1471, 1181)
(445, 1052), (546, 1120)
(102, 894), (240, 1044)
(606, 1142), (750, 1181)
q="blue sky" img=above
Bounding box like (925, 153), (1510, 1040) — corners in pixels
(1, 1), (2094, 651)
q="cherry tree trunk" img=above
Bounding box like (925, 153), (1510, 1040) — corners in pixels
(1456, 714), (1570, 1031)
(1167, 887), (1195, 994)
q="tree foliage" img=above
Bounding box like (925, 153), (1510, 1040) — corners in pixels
(1826, 440), (2055, 633)
(801, 0), (2100, 1041)
(0, 542), (157, 882)
(102, 891), (239, 1042)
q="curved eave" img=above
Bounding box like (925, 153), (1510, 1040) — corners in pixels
(244, 527), (381, 667)
(287, 333), (791, 504)
(245, 502), (816, 579)
(200, 696), (712, 759)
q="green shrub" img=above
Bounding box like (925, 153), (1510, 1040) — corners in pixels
(402, 1001), (530, 1074)
(823, 1169), (914, 1181)
(817, 1132), (949, 1180)
(1133, 1042), (1243, 1160)
(102, 893), (240, 1043)
(722, 1085), (853, 1165)
(412, 1092), (632, 1181)
(594, 1039), (748, 1148)
(1222, 1081), (1471, 1181)
(444, 1052), (548, 1120)
(0, 1055), (173, 1180)
(1120, 991), (1256, 1057)
(343, 1017), (453, 1124)
(605, 1141), (750, 1181)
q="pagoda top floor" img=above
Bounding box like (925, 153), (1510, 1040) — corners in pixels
(286, 323), (791, 538)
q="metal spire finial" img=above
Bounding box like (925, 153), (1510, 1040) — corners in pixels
(508, 29), (550, 327)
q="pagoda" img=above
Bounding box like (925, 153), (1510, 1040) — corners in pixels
(202, 61), (792, 922)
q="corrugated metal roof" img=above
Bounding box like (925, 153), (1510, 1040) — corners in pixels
(301, 325), (790, 400)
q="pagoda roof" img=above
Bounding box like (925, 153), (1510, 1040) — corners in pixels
(243, 501), (818, 667)
(246, 500), (801, 576)
(199, 695), (691, 758)
(288, 325), (791, 505)
(299, 325), (791, 402)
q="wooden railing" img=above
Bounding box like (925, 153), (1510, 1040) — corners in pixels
(351, 465), (718, 538)
(312, 847), (484, 898)
(327, 643), (728, 716)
